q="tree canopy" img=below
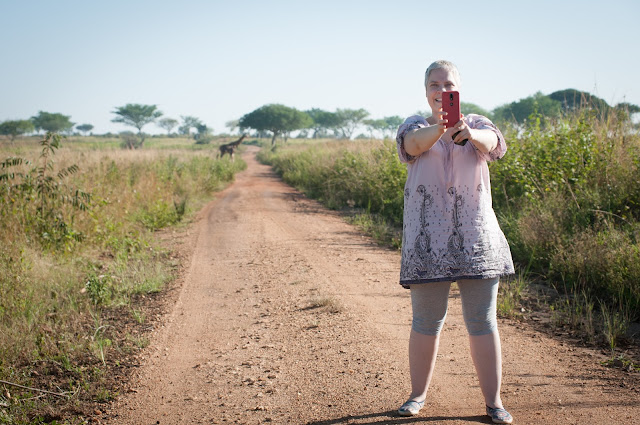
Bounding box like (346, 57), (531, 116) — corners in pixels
(306, 108), (342, 138)
(31, 111), (74, 134)
(461, 102), (491, 117)
(0, 120), (35, 140)
(157, 117), (178, 135)
(335, 108), (369, 139)
(491, 89), (639, 126)
(112, 104), (162, 132)
(492, 92), (562, 125)
(240, 104), (312, 145)
(111, 104), (162, 147)
(76, 124), (94, 135)
(178, 116), (202, 136)
(225, 119), (240, 135)
(548, 89), (610, 113)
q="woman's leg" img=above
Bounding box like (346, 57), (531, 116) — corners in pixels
(407, 281), (451, 401)
(469, 331), (503, 409)
(457, 278), (504, 409)
(408, 330), (440, 401)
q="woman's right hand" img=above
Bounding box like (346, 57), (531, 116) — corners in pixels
(434, 108), (448, 136)
(404, 110), (448, 157)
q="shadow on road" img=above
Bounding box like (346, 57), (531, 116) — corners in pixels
(306, 411), (491, 425)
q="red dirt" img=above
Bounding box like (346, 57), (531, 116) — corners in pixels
(103, 146), (640, 424)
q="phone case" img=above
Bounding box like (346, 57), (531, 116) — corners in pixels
(442, 91), (460, 128)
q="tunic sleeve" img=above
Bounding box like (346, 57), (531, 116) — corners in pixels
(468, 114), (507, 162)
(396, 115), (428, 164)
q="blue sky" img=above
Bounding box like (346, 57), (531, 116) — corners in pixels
(1, 0), (639, 135)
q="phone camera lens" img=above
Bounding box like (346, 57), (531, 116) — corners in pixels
(449, 93), (454, 101)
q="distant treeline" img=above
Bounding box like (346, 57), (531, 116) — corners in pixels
(2, 89), (638, 144)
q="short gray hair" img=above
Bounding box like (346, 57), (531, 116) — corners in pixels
(424, 60), (461, 88)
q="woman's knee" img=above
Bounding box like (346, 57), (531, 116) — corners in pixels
(412, 315), (447, 335)
(458, 278), (499, 336)
(410, 282), (451, 336)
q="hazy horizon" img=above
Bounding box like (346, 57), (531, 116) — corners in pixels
(2, 0), (638, 135)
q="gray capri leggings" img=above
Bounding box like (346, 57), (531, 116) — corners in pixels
(410, 277), (499, 336)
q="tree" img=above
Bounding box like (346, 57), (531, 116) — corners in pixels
(0, 120), (35, 140)
(31, 111), (74, 134)
(383, 116), (404, 138)
(76, 124), (94, 135)
(194, 123), (213, 144)
(111, 104), (162, 148)
(225, 119), (240, 135)
(239, 104), (312, 145)
(178, 116), (202, 136)
(157, 118), (178, 135)
(362, 118), (387, 139)
(614, 102), (640, 123)
(492, 92), (562, 125)
(335, 108), (369, 139)
(549, 89), (611, 114)
(361, 116), (403, 139)
(615, 102), (640, 114)
(461, 102), (491, 117)
(306, 108), (341, 138)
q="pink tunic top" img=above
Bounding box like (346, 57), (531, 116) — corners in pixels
(396, 114), (514, 288)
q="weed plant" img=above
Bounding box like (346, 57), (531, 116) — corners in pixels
(0, 134), (245, 422)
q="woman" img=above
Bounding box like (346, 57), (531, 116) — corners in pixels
(396, 60), (514, 424)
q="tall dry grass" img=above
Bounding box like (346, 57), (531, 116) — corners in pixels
(0, 134), (246, 421)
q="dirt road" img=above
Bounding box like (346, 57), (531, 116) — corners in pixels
(105, 146), (639, 424)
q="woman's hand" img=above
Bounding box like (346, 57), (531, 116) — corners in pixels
(404, 109), (448, 157)
(433, 108), (449, 135)
(450, 115), (498, 153)
(449, 115), (470, 145)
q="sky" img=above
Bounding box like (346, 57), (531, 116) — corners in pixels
(1, 0), (639, 135)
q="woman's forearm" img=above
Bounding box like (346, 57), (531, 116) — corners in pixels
(404, 125), (443, 157)
(469, 129), (498, 153)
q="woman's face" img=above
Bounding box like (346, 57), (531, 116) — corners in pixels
(426, 68), (459, 114)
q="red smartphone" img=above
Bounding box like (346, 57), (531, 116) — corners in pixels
(442, 91), (460, 128)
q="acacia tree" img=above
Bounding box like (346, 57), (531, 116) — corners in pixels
(157, 117), (178, 135)
(31, 111), (74, 134)
(225, 119), (240, 135)
(0, 120), (35, 140)
(362, 118), (387, 139)
(76, 124), (94, 136)
(240, 104), (312, 145)
(111, 104), (162, 147)
(306, 108), (341, 138)
(178, 116), (202, 136)
(335, 108), (369, 139)
(383, 116), (404, 138)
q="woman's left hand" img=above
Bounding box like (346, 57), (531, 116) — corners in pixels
(450, 115), (473, 145)
(450, 114), (499, 153)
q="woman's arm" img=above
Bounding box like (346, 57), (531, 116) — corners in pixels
(451, 116), (498, 153)
(404, 125), (444, 157)
(467, 129), (498, 153)
(403, 109), (448, 157)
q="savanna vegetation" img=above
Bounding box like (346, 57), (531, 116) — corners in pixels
(1, 87), (638, 421)
(258, 101), (640, 366)
(0, 133), (246, 423)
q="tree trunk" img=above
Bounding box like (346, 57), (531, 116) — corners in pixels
(138, 131), (145, 149)
(271, 132), (278, 146)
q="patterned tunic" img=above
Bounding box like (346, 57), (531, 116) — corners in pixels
(396, 114), (514, 288)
